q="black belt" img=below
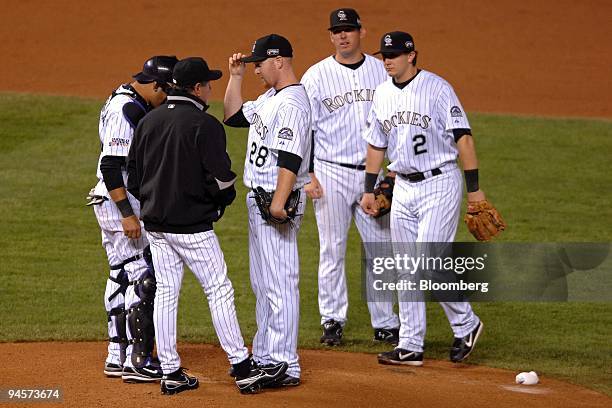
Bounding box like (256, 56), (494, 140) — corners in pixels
(109, 253), (144, 270)
(320, 159), (365, 171)
(398, 168), (442, 182)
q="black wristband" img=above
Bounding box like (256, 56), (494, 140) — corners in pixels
(365, 172), (378, 193)
(115, 198), (135, 218)
(464, 169), (479, 193)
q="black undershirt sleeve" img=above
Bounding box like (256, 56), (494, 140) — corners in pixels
(100, 155), (126, 191)
(453, 128), (472, 143)
(223, 108), (250, 128)
(277, 151), (302, 175)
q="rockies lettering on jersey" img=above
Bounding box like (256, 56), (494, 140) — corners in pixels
(321, 88), (376, 113)
(301, 54), (387, 165)
(380, 111), (431, 134)
(242, 84), (311, 191)
(364, 70), (471, 173)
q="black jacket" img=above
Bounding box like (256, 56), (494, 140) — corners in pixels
(127, 92), (236, 233)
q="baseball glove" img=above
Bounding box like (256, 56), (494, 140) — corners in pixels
(373, 175), (395, 218)
(464, 200), (506, 241)
(252, 187), (301, 224)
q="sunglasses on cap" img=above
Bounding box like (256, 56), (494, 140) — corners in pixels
(331, 27), (358, 35)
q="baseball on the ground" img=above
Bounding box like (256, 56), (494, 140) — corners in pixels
(516, 371), (539, 385)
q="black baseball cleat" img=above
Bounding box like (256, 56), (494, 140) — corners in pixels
(320, 319), (343, 346)
(103, 362), (123, 378)
(377, 348), (424, 366)
(373, 328), (400, 346)
(161, 368), (199, 395)
(450, 321), (483, 363)
(235, 361), (288, 394)
(122, 364), (163, 383)
(262, 373), (301, 388)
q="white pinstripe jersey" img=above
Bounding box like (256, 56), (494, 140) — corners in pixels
(363, 70), (471, 174)
(301, 54), (387, 165)
(94, 85), (146, 197)
(242, 84), (312, 191)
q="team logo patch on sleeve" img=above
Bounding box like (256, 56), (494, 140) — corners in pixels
(278, 127), (294, 140)
(450, 106), (463, 117)
(109, 137), (130, 147)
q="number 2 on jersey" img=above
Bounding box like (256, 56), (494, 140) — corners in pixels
(412, 134), (427, 155)
(249, 142), (269, 167)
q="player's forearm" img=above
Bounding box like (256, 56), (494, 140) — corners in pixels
(456, 135), (479, 170)
(364, 145), (386, 193)
(224, 76), (244, 120)
(108, 187), (127, 202)
(365, 144), (386, 174)
(271, 167), (296, 209)
(108, 186), (136, 218)
(457, 135), (484, 196)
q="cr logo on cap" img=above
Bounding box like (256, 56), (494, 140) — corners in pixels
(384, 35), (393, 46)
(338, 10), (347, 20)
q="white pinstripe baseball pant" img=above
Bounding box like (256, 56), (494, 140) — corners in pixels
(314, 159), (399, 329)
(247, 190), (306, 378)
(146, 230), (249, 374)
(391, 167), (480, 353)
(94, 195), (148, 367)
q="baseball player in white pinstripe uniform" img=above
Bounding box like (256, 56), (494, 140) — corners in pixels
(361, 32), (484, 366)
(89, 56), (177, 382)
(301, 8), (399, 346)
(224, 34), (311, 387)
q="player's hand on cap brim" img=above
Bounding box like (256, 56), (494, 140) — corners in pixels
(228, 53), (246, 77)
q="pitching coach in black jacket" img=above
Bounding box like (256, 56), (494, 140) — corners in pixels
(127, 57), (269, 395)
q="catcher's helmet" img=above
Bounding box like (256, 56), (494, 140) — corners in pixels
(133, 55), (179, 84)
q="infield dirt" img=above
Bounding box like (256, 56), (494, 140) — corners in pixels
(2, 342), (611, 408)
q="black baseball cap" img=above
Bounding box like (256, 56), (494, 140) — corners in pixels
(172, 57), (222, 87)
(241, 34), (293, 63)
(133, 55), (179, 83)
(374, 31), (416, 55)
(328, 8), (361, 30)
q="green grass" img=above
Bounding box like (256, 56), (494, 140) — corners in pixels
(0, 93), (611, 395)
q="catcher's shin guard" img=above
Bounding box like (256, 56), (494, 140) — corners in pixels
(106, 265), (129, 364)
(107, 306), (128, 365)
(127, 271), (156, 368)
